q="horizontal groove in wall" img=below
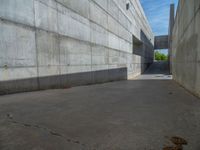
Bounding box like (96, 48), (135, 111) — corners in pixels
(0, 17), (133, 54)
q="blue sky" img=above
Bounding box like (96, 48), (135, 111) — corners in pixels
(140, 0), (179, 35)
(140, 0), (179, 54)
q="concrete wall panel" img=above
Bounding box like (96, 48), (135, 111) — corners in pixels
(108, 0), (119, 21)
(89, 1), (108, 29)
(36, 30), (60, 77)
(108, 33), (120, 50)
(91, 0), (107, 11)
(34, 0), (58, 32)
(57, 4), (90, 42)
(59, 37), (91, 74)
(90, 23), (108, 47)
(0, 0), (34, 26)
(0, 67), (37, 82)
(92, 46), (109, 66)
(0, 21), (37, 81)
(36, 30), (60, 66)
(0, 23), (36, 67)
(67, 66), (91, 74)
(56, 0), (90, 18)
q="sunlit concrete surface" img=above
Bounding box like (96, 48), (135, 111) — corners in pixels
(0, 62), (200, 150)
(0, 0), (154, 94)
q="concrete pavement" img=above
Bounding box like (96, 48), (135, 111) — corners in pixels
(0, 62), (200, 150)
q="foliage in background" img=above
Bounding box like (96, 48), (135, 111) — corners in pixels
(155, 51), (168, 61)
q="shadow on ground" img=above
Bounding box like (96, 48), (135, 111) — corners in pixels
(135, 61), (172, 80)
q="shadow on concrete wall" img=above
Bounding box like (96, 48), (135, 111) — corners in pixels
(0, 68), (127, 95)
(138, 30), (154, 73)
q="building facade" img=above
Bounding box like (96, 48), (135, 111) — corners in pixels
(0, 0), (154, 94)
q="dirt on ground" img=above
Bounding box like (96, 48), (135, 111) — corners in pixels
(163, 136), (188, 150)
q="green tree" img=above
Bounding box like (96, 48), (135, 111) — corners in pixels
(155, 51), (168, 61)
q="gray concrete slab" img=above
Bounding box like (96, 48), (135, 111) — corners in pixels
(0, 62), (200, 149)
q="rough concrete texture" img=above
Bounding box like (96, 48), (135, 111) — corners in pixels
(0, 0), (154, 94)
(172, 0), (200, 97)
(0, 62), (200, 150)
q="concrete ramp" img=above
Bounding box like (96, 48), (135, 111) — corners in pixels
(135, 61), (172, 80)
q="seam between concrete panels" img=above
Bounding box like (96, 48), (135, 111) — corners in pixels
(0, 65), (85, 69)
(114, 0), (153, 38)
(90, 0), (132, 32)
(54, 0), (135, 38)
(35, 0), (137, 46)
(0, 15), (135, 56)
(39, 0), (133, 45)
(129, 0), (153, 37)
(106, 2), (110, 70)
(174, 0), (181, 25)
(56, 1), (62, 77)
(58, 33), (131, 55)
(33, 0), (40, 89)
(134, 0), (153, 34)
(89, 0), (93, 73)
(89, 19), (132, 44)
(0, 1), (154, 56)
(35, 0), (58, 11)
(0, 18), (34, 31)
(0, 66), (37, 69)
(112, 0), (132, 25)
(81, 5), (133, 43)
(133, 0), (153, 38)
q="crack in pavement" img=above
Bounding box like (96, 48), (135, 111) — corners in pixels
(5, 113), (94, 150)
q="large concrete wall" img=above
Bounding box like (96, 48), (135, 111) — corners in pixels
(0, 0), (154, 94)
(172, 0), (200, 97)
